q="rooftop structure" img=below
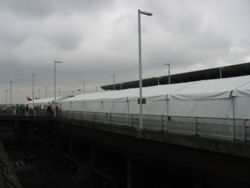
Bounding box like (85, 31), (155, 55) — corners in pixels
(101, 62), (250, 90)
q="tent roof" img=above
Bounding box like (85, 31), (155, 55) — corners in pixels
(169, 76), (250, 100)
(62, 76), (250, 102)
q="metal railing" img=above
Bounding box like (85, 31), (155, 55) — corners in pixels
(2, 110), (249, 142)
(61, 110), (250, 142)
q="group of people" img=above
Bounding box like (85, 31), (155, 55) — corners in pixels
(14, 103), (60, 116)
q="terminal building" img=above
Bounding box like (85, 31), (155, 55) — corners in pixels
(101, 62), (250, 90)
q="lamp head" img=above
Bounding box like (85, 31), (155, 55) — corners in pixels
(54, 60), (63, 64)
(139, 9), (153, 16)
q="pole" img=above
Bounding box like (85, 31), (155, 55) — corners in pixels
(38, 89), (40, 99)
(45, 87), (48, 98)
(54, 60), (62, 107)
(111, 75), (116, 90)
(5, 89), (8, 104)
(164, 63), (171, 84)
(10, 81), (14, 104)
(82, 82), (85, 93)
(168, 64), (171, 84)
(137, 9), (152, 129)
(10, 81), (11, 104)
(138, 10), (143, 129)
(32, 73), (35, 107)
(54, 61), (56, 105)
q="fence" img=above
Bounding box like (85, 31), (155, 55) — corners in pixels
(2, 110), (249, 142)
(61, 110), (250, 142)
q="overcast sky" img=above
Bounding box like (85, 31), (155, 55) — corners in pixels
(1, 0), (250, 103)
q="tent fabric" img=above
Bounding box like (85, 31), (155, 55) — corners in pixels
(62, 75), (250, 102)
(232, 81), (250, 97)
(59, 75), (250, 119)
(168, 76), (250, 100)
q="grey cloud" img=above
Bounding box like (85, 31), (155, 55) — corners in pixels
(0, 0), (53, 18)
(45, 30), (83, 50)
(0, 0), (114, 18)
(1, 0), (250, 103)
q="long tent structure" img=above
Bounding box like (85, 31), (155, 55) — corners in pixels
(61, 75), (250, 119)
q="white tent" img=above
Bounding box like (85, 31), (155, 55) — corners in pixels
(61, 76), (250, 119)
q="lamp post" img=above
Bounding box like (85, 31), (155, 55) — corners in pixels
(164, 63), (171, 84)
(219, 67), (224, 79)
(32, 73), (38, 107)
(82, 82), (85, 93)
(44, 86), (48, 98)
(5, 89), (8, 104)
(37, 89), (40, 99)
(138, 9), (153, 129)
(111, 75), (116, 90)
(9, 81), (14, 104)
(54, 60), (62, 106)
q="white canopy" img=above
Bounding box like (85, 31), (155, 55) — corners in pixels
(62, 76), (250, 103)
(168, 76), (250, 100)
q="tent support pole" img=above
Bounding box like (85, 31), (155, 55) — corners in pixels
(232, 96), (236, 140)
(160, 115), (164, 131)
(194, 117), (198, 136)
(166, 97), (169, 132)
(127, 99), (130, 127)
(243, 119), (246, 142)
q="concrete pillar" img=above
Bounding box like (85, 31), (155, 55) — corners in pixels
(54, 135), (64, 159)
(27, 126), (33, 143)
(69, 138), (73, 155)
(194, 177), (204, 188)
(126, 159), (132, 188)
(14, 119), (18, 129)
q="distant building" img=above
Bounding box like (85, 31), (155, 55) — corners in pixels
(101, 62), (250, 90)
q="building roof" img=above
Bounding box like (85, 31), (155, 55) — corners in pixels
(101, 62), (250, 90)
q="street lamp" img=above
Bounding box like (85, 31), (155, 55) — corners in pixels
(219, 67), (224, 79)
(37, 89), (40, 99)
(111, 75), (116, 90)
(54, 60), (62, 106)
(164, 63), (171, 84)
(10, 81), (14, 104)
(44, 86), (48, 98)
(138, 9), (153, 129)
(32, 73), (38, 107)
(82, 82), (86, 94)
(5, 89), (8, 104)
